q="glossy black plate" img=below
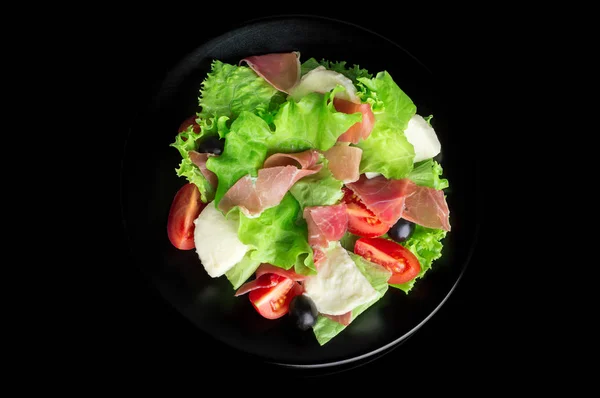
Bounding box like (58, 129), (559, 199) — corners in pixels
(120, 15), (480, 368)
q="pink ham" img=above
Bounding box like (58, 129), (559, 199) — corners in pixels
(333, 98), (375, 144)
(312, 248), (326, 268)
(346, 175), (417, 226)
(263, 149), (320, 169)
(240, 52), (301, 93)
(234, 273), (280, 296)
(323, 311), (352, 326)
(189, 151), (218, 188)
(219, 150), (321, 216)
(255, 263), (307, 281)
(323, 145), (362, 183)
(402, 186), (451, 231)
(303, 204), (348, 249)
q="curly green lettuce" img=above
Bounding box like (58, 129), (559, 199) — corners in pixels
(390, 226), (448, 293)
(355, 71), (417, 179)
(197, 60), (286, 136)
(170, 125), (215, 203)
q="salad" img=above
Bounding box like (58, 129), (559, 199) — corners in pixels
(166, 52), (451, 345)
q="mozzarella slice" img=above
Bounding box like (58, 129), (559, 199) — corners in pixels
(289, 66), (360, 103)
(404, 114), (441, 162)
(193, 201), (250, 278)
(365, 172), (381, 179)
(303, 242), (378, 315)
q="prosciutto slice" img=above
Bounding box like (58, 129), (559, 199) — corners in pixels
(262, 149), (320, 169)
(323, 145), (362, 183)
(333, 98), (375, 144)
(402, 186), (451, 231)
(240, 52), (301, 93)
(189, 151), (218, 188)
(219, 150), (321, 216)
(234, 273), (279, 297)
(303, 204), (348, 249)
(254, 263), (307, 281)
(346, 175), (417, 226)
(235, 263), (307, 297)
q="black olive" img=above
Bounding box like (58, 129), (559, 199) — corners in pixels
(388, 218), (415, 243)
(288, 294), (318, 331)
(197, 136), (225, 155)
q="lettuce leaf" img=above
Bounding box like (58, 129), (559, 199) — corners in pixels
(289, 156), (344, 211)
(355, 71), (416, 179)
(339, 232), (360, 252)
(234, 193), (315, 275)
(408, 159), (449, 190)
(269, 88), (362, 153)
(197, 60), (286, 136)
(390, 225), (447, 293)
(312, 252), (391, 345)
(170, 124), (214, 202)
(225, 251), (262, 290)
(300, 58), (372, 83)
(206, 111), (273, 207)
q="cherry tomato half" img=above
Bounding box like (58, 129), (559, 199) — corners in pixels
(354, 237), (421, 284)
(342, 187), (390, 238)
(167, 183), (205, 250)
(248, 274), (303, 320)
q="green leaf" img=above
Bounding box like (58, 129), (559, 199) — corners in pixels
(300, 58), (373, 83)
(339, 232), (360, 252)
(269, 88), (362, 153)
(390, 225), (448, 293)
(289, 156), (344, 211)
(197, 60), (286, 135)
(355, 71), (417, 179)
(206, 111), (274, 207)
(234, 193), (316, 275)
(170, 124), (214, 202)
(312, 253), (391, 345)
(407, 159), (449, 190)
(225, 251), (262, 290)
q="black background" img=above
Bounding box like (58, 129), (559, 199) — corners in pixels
(100, 9), (493, 385)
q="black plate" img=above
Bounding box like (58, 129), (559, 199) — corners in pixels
(120, 15), (480, 368)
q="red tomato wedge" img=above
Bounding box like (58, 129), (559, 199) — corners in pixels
(354, 237), (421, 284)
(167, 183), (206, 250)
(341, 187), (390, 238)
(248, 274), (303, 319)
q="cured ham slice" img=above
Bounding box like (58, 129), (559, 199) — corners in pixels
(262, 149), (320, 169)
(322, 311), (352, 326)
(189, 151), (218, 188)
(303, 204), (348, 249)
(402, 186), (451, 231)
(333, 98), (375, 144)
(240, 52), (301, 93)
(345, 175), (417, 226)
(219, 150), (321, 216)
(323, 145), (362, 183)
(234, 273), (279, 296)
(235, 263), (307, 297)
(255, 263), (307, 281)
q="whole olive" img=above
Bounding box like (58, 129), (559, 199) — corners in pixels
(388, 218), (416, 243)
(288, 294), (318, 331)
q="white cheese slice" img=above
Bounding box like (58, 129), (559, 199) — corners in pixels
(303, 242), (378, 315)
(404, 114), (441, 162)
(365, 172), (382, 179)
(193, 201), (250, 278)
(289, 66), (360, 103)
